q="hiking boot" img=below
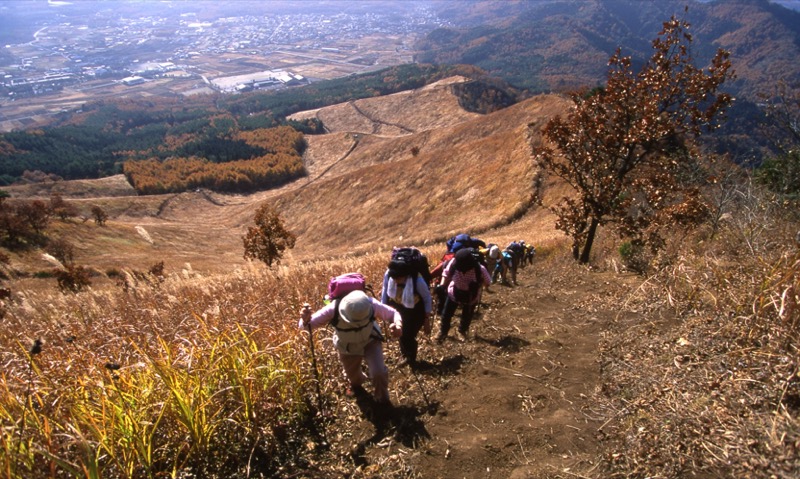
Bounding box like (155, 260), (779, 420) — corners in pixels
(457, 331), (469, 342)
(345, 385), (367, 398)
(374, 388), (392, 405)
(398, 358), (416, 368)
(371, 397), (394, 420)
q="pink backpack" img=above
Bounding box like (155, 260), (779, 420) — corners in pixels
(326, 273), (366, 301)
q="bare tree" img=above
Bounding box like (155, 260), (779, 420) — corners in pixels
(90, 205), (108, 226)
(533, 15), (734, 264)
(50, 193), (79, 221)
(46, 237), (76, 265)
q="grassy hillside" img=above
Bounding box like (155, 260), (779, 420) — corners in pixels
(0, 69), (798, 479)
(278, 80), (570, 258)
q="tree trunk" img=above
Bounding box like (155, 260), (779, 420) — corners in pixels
(579, 217), (599, 264)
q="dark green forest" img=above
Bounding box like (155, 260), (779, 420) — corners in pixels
(415, 0), (800, 95)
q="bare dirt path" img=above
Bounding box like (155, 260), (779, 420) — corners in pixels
(308, 259), (626, 478)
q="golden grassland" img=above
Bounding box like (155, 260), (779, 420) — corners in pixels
(1, 80), (798, 477)
(0, 253), (396, 478)
(595, 202), (800, 478)
(3, 82), (570, 278)
(0, 200), (577, 479)
(2, 198), (798, 478)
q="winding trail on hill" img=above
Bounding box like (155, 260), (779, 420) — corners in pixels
(349, 100), (416, 135)
(312, 259), (621, 478)
(298, 137), (360, 189)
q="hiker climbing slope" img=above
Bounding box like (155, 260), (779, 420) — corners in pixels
(381, 247), (433, 369)
(300, 289), (403, 405)
(436, 247), (492, 343)
(481, 244), (501, 283)
(504, 240), (524, 285)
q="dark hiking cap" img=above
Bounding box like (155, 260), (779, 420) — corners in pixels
(454, 247), (478, 272)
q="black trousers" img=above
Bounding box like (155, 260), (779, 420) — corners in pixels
(438, 296), (476, 338)
(389, 300), (426, 362)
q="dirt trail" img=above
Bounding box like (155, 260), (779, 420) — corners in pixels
(311, 260), (623, 478)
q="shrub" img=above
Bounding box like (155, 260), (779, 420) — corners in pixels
(54, 264), (92, 292)
(618, 240), (648, 274)
(45, 237), (75, 265)
(91, 205), (109, 226)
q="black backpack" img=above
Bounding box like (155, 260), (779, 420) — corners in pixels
(388, 246), (432, 286)
(507, 241), (524, 259)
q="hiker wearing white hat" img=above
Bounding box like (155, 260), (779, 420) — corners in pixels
(300, 289), (402, 404)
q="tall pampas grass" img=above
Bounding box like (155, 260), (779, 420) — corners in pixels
(0, 254), (397, 478)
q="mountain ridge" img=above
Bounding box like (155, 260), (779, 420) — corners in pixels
(419, 0), (800, 103)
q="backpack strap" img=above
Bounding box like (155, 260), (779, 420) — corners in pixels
(330, 298), (342, 328)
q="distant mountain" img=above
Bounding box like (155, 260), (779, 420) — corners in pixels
(770, 0), (800, 11)
(418, 0), (800, 103)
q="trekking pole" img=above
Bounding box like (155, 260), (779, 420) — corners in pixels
(430, 308), (438, 339)
(302, 304), (324, 416)
(408, 363), (435, 414)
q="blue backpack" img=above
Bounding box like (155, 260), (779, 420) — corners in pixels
(447, 234), (486, 253)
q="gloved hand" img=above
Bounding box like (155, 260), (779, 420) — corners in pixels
(300, 303), (312, 326)
(389, 322), (402, 339)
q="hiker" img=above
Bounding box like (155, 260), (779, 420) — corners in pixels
(381, 258), (433, 369)
(435, 247), (492, 343)
(446, 233), (487, 253)
(504, 241), (524, 285)
(430, 250), (456, 315)
(480, 243), (501, 283)
(300, 289), (403, 404)
(518, 241), (528, 269)
(524, 243), (536, 266)
(493, 248), (513, 285)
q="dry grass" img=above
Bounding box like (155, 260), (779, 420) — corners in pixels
(0, 254), (396, 478)
(590, 189), (800, 478)
(2, 78), (797, 478)
(3, 85), (570, 281)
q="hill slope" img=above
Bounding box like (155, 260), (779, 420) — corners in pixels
(1, 71), (796, 479)
(278, 78), (570, 258)
(2, 77), (569, 278)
